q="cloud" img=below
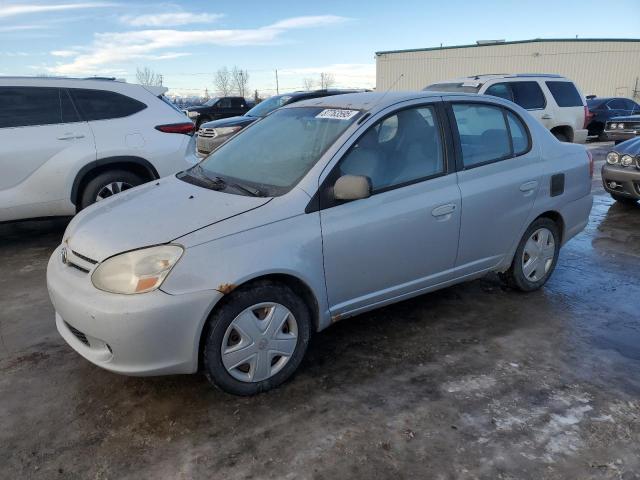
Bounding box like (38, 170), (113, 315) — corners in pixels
(51, 49), (78, 57)
(0, 2), (114, 19)
(279, 63), (376, 87)
(45, 15), (350, 75)
(120, 12), (224, 27)
(0, 24), (41, 32)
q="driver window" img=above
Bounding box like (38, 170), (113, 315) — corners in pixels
(338, 106), (444, 192)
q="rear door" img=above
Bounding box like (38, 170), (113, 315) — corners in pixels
(446, 98), (540, 273)
(0, 86), (94, 220)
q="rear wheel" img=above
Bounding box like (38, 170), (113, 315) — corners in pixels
(79, 170), (144, 210)
(611, 193), (638, 205)
(500, 218), (560, 292)
(553, 132), (569, 142)
(202, 281), (311, 396)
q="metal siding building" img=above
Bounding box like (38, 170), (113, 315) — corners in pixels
(376, 39), (640, 98)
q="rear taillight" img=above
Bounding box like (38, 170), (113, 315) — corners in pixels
(587, 148), (594, 178)
(583, 106), (593, 129)
(155, 122), (195, 135)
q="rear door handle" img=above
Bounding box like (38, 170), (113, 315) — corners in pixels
(520, 180), (539, 193)
(432, 204), (456, 217)
(541, 114), (553, 120)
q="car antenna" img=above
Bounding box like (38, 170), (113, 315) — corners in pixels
(358, 73), (404, 124)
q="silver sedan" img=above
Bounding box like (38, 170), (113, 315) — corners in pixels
(47, 91), (593, 395)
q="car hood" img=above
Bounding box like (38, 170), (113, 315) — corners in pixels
(609, 114), (640, 122)
(64, 175), (271, 262)
(200, 116), (256, 129)
(613, 136), (640, 154)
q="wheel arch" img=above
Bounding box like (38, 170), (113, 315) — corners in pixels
(535, 210), (565, 244)
(196, 272), (321, 371)
(70, 156), (159, 207)
(550, 125), (574, 142)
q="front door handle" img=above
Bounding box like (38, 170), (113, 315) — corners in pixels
(432, 203), (456, 217)
(520, 180), (539, 193)
(541, 114), (553, 120)
(57, 133), (85, 140)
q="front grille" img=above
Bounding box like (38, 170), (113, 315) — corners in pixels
(65, 321), (89, 346)
(72, 250), (97, 264)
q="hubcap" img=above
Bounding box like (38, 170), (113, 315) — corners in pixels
(95, 181), (133, 202)
(522, 227), (556, 282)
(221, 303), (298, 383)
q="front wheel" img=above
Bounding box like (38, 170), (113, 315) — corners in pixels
(202, 281), (311, 396)
(611, 193), (638, 205)
(500, 218), (560, 292)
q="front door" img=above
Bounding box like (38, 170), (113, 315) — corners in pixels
(319, 103), (461, 317)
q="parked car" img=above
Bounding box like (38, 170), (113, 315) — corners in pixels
(0, 77), (198, 222)
(184, 96), (251, 129)
(604, 115), (640, 144)
(196, 89), (366, 156)
(424, 74), (589, 143)
(602, 137), (640, 204)
(47, 91), (593, 395)
(587, 97), (640, 140)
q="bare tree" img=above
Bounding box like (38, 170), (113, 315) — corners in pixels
(319, 72), (335, 90)
(302, 78), (315, 91)
(214, 67), (233, 96)
(253, 89), (260, 103)
(232, 66), (250, 97)
(136, 66), (162, 86)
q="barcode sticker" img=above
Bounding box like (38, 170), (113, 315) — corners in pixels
(316, 109), (359, 120)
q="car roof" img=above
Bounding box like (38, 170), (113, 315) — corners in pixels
(0, 76), (168, 95)
(284, 91), (459, 113)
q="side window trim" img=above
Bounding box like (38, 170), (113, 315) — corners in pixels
(445, 100), (533, 172)
(306, 101), (454, 213)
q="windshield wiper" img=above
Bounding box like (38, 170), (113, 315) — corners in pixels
(188, 165), (227, 189)
(227, 182), (266, 197)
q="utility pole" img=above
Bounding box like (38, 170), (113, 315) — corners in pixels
(275, 69), (279, 95)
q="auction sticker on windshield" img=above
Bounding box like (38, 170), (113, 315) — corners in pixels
(316, 109), (360, 120)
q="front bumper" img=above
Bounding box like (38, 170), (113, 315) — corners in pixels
(605, 130), (638, 142)
(47, 245), (222, 376)
(602, 164), (640, 200)
(573, 129), (588, 144)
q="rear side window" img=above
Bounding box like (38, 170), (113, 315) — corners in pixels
(452, 103), (530, 168)
(69, 89), (146, 121)
(510, 82), (546, 109)
(0, 87), (80, 128)
(545, 81), (583, 107)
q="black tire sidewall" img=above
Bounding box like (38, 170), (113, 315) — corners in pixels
(80, 170), (144, 209)
(203, 282), (311, 396)
(554, 132), (569, 142)
(511, 218), (560, 292)
(611, 194), (638, 204)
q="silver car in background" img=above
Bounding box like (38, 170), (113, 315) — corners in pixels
(47, 91), (593, 395)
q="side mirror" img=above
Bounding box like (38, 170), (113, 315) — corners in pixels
(332, 175), (371, 201)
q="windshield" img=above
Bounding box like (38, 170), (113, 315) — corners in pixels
(424, 82), (481, 93)
(188, 106), (360, 196)
(203, 97), (220, 107)
(245, 95), (293, 117)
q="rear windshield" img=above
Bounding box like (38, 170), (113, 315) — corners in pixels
(424, 82), (481, 93)
(545, 81), (583, 107)
(194, 106), (361, 195)
(245, 94), (293, 117)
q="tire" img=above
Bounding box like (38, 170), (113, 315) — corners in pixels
(500, 218), (561, 292)
(202, 281), (312, 396)
(79, 170), (144, 210)
(553, 132), (569, 142)
(611, 193), (638, 205)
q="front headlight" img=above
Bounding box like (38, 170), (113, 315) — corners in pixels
(188, 111), (200, 118)
(610, 123), (617, 129)
(213, 126), (243, 136)
(91, 245), (183, 294)
(606, 152), (619, 164)
(618, 123), (625, 130)
(621, 154), (634, 167)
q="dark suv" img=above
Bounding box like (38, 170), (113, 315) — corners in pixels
(184, 96), (252, 129)
(586, 97), (640, 140)
(196, 89), (366, 156)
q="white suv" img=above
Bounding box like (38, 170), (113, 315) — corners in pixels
(0, 77), (198, 222)
(425, 74), (588, 143)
